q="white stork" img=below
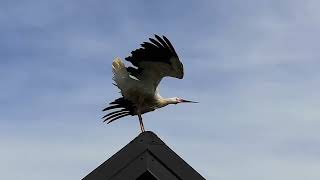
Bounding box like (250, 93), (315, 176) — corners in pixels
(102, 34), (197, 132)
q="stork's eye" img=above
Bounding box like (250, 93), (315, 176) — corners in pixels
(175, 98), (180, 103)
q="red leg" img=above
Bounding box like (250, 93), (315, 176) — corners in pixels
(138, 114), (145, 132)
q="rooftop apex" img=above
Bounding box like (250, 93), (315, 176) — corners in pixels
(83, 131), (206, 180)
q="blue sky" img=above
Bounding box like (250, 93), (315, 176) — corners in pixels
(1, 0), (320, 179)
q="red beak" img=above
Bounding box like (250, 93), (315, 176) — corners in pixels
(180, 99), (198, 103)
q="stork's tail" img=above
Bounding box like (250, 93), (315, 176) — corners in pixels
(112, 58), (129, 88)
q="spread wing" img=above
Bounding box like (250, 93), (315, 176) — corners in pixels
(125, 35), (184, 91)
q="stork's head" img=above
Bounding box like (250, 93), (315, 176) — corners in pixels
(168, 97), (198, 105)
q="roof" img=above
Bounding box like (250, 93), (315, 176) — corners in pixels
(82, 131), (206, 180)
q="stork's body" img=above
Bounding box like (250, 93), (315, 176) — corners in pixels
(103, 35), (197, 132)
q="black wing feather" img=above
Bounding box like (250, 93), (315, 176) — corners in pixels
(127, 67), (141, 77)
(163, 36), (178, 56)
(103, 112), (130, 122)
(149, 38), (164, 48)
(102, 98), (135, 123)
(106, 114), (131, 124)
(125, 34), (179, 68)
(102, 105), (122, 111)
(102, 109), (129, 119)
(155, 35), (169, 50)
